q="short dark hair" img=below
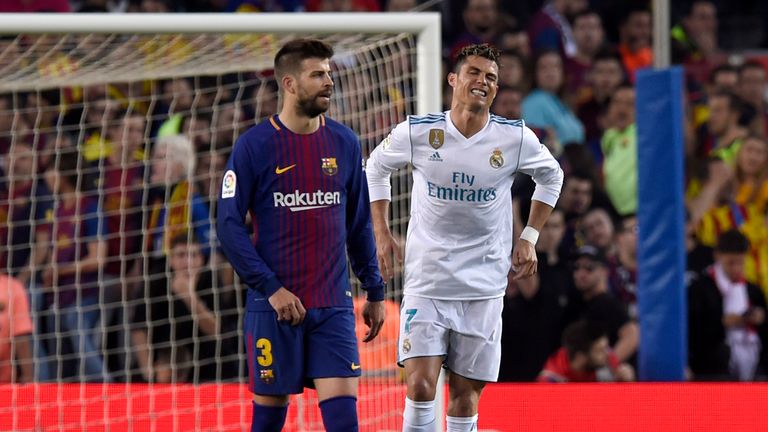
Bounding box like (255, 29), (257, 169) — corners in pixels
(709, 64), (738, 84)
(562, 321), (607, 361)
(55, 149), (81, 189)
(716, 229), (750, 254)
(739, 60), (766, 76)
(571, 9), (601, 26)
(274, 39), (334, 84)
(454, 43), (500, 73)
(709, 90), (744, 112)
(170, 232), (200, 250)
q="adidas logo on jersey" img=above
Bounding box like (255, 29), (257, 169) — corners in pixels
(428, 151), (443, 162)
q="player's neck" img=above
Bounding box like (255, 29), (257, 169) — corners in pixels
(278, 107), (321, 134)
(449, 106), (489, 139)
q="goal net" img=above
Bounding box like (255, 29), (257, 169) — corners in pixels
(0, 13), (440, 432)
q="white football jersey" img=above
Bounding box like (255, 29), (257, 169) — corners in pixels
(367, 111), (564, 300)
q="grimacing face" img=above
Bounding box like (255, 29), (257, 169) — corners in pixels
(449, 55), (499, 111)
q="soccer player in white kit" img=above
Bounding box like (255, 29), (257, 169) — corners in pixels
(366, 44), (564, 431)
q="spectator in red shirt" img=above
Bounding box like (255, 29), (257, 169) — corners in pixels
(538, 320), (634, 382)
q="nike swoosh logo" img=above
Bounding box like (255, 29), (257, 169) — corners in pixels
(351, 363), (361, 370)
(275, 164), (296, 175)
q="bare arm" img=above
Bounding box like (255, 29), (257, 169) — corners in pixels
(16, 230), (50, 287)
(613, 321), (640, 363)
(131, 329), (152, 381)
(526, 200), (555, 231)
(55, 239), (107, 277)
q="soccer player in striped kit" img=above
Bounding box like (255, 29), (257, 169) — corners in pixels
(217, 39), (386, 432)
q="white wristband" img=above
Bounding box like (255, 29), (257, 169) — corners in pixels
(520, 226), (539, 245)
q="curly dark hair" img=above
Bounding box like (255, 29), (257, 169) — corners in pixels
(454, 43), (501, 72)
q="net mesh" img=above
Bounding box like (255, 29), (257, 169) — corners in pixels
(0, 31), (416, 431)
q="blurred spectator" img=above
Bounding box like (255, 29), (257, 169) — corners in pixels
(491, 86), (523, 119)
(709, 64), (740, 94)
(0, 273), (34, 383)
(41, 150), (109, 382)
(557, 172), (593, 255)
(0, 0), (70, 12)
(699, 91), (748, 164)
(577, 52), (627, 156)
(196, 149), (227, 217)
(497, 50), (529, 90)
(212, 103), (246, 149)
(522, 50), (585, 146)
(688, 229), (767, 381)
(686, 210), (714, 277)
(501, 266), (567, 382)
(581, 207), (616, 258)
(733, 135), (768, 213)
(0, 142), (53, 287)
(132, 235), (237, 383)
(527, 0), (588, 58)
(145, 135), (213, 273)
(563, 246), (639, 363)
(672, 1), (725, 87)
(738, 61), (768, 137)
(449, 0), (500, 60)
(565, 10), (606, 103)
(617, 7), (653, 82)
(538, 320), (634, 382)
(608, 215), (638, 317)
(495, 18), (530, 58)
(601, 84), (637, 215)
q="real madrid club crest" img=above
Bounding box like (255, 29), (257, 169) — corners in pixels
(428, 129), (444, 149)
(322, 157), (338, 176)
(260, 369), (275, 384)
(489, 148), (504, 169)
(402, 338), (411, 354)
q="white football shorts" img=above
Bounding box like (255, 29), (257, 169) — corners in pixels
(398, 294), (503, 382)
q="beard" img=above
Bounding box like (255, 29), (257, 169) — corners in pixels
(296, 91), (331, 118)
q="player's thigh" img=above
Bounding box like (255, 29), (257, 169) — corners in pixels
(305, 308), (361, 381)
(445, 297), (503, 382)
(244, 310), (304, 396)
(399, 295), (450, 363)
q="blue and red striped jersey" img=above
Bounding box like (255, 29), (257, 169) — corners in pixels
(217, 115), (384, 311)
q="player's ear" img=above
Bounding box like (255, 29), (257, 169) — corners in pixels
(447, 72), (457, 88)
(282, 74), (297, 96)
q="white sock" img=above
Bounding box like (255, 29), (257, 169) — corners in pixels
(403, 397), (436, 432)
(446, 414), (478, 432)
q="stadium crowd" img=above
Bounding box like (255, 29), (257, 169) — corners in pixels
(0, 0), (767, 384)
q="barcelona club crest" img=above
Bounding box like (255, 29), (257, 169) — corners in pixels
(428, 129), (444, 149)
(260, 369), (275, 384)
(322, 157), (338, 176)
(489, 148), (504, 169)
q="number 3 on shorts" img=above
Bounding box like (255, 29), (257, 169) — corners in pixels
(404, 309), (417, 334)
(256, 338), (273, 367)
